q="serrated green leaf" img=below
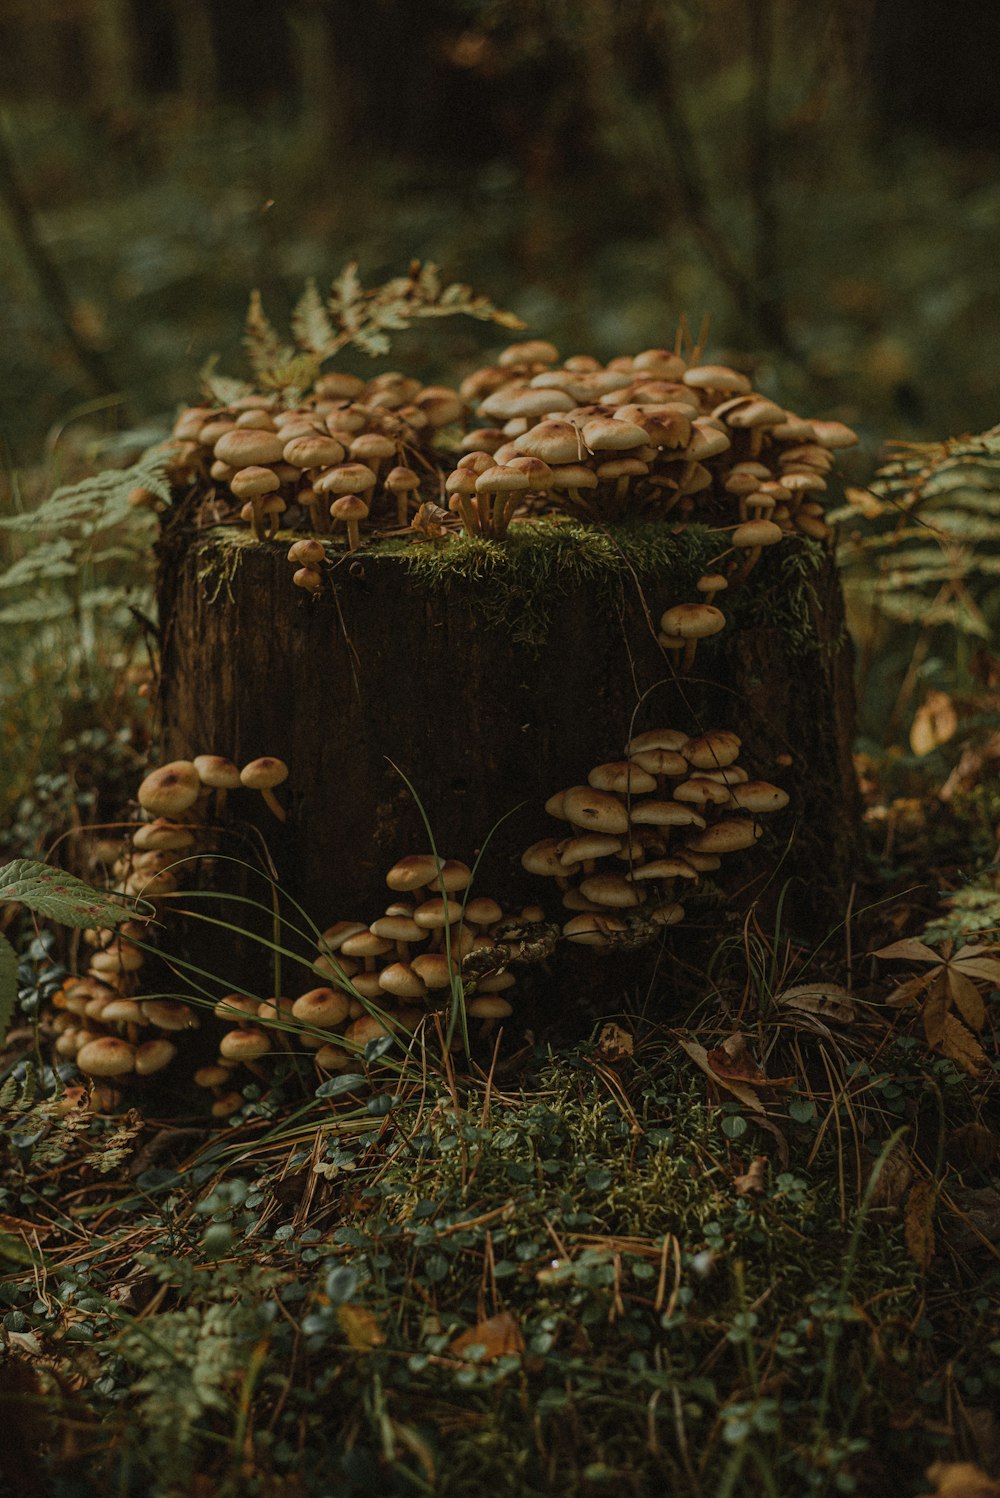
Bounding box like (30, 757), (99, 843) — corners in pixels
(0, 860), (134, 929)
(0, 932), (17, 1048)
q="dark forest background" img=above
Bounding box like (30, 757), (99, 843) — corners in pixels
(1, 0), (999, 461)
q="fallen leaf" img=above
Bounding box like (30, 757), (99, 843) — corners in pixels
(450, 1311), (524, 1362)
(874, 938), (941, 963)
(675, 1035), (765, 1114)
(925, 1461), (1000, 1498)
(935, 1014), (990, 1078)
(946, 1122), (999, 1172)
(947, 967), (987, 1031)
(706, 1033), (794, 1089)
(595, 1022), (634, 1063)
(775, 982), (858, 1025)
(910, 690), (958, 757)
(922, 975), (950, 1047)
(733, 1156), (767, 1196)
(337, 1303), (385, 1351)
(904, 1179), (936, 1269)
(867, 1144), (913, 1214)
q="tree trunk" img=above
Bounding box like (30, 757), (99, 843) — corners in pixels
(156, 523), (859, 964)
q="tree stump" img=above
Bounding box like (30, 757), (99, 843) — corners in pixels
(156, 520), (858, 961)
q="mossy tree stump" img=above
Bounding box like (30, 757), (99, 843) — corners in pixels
(156, 520), (858, 951)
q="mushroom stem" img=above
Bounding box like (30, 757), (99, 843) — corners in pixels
(250, 496), (266, 541)
(260, 786), (286, 822)
(345, 517), (361, 552)
(457, 495), (480, 537)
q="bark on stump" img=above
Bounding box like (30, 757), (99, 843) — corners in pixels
(156, 523), (859, 967)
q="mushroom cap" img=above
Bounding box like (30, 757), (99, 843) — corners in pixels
(548, 463), (599, 491)
(329, 494), (370, 522)
(583, 417), (648, 451)
(467, 995), (513, 1019)
(194, 1064), (233, 1088)
(386, 465), (420, 492)
(475, 464), (531, 494)
(463, 897), (504, 926)
(587, 761), (658, 796)
(315, 1043), (353, 1071)
(213, 993), (259, 1021)
(506, 455), (554, 488)
(522, 838), (574, 877)
(369, 914), (424, 943)
(731, 520), (783, 549)
(410, 953), (456, 990)
(291, 987), (351, 1028)
(386, 854), (442, 891)
(562, 786), (631, 835)
(344, 1015), (392, 1047)
(673, 777), (732, 807)
(578, 873), (644, 908)
(629, 799), (706, 828)
(378, 962), (428, 1000)
(810, 419), (859, 449)
(193, 754), (242, 789)
(627, 727), (690, 754)
(240, 756), (289, 791)
(137, 761), (202, 818)
(214, 429), (286, 467)
(626, 857), (699, 882)
(131, 819), (196, 854)
(562, 913), (628, 946)
(498, 339), (560, 368)
(512, 420), (582, 465)
(339, 931), (394, 960)
(314, 463), (377, 495)
(76, 1036), (136, 1077)
(134, 1038), (177, 1076)
(724, 397), (786, 429)
(650, 902), (686, 926)
(283, 434), (346, 469)
(413, 897), (463, 929)
(230, 465), (281, 501)
(684, 817), (764, 853)
(144, 999), (199, 1031)
(682, 365), (752, 395)
(219, 1027), (271, 1061)
(287, 539), (326, 565)
(683, 731), (742, 769)
(728, 780), (790, 813)
(658, 604), (726, 640)
(559, 833), (623, 866)
(629, 747), (689, 777)
(686, 423), (732, 461)
(446, 468), (478, 497)
(437, 860), (473, 893)
(315, 372), (367, 400)
(101, 997), (145, 1024)
(319, 919), (368, 951)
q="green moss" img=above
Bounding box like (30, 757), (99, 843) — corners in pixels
(397, 520), (721, 649)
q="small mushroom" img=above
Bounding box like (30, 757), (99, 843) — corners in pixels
(239, 756), (289, 821)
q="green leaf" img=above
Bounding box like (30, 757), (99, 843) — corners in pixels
(0, 932), (17, 1048)
(315, 1073), (366, 1099)
(0, 860), (133, 929)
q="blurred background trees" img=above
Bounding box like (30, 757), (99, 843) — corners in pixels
(1, 0), (998, 460)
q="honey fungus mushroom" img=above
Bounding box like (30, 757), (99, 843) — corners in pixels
(240, 756), (289, 821)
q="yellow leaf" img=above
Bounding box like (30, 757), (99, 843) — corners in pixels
(904, 1179), (936, 1269)
(450, 1311), (525, 1362)
(910, 690), (958, 757)
(733, 1156), (768, 1196)
(934, 1014), (989, 1078)
(337, 1303), (385, 1351)
(925, 1461), (1000, 1498)
(947, 968), (987, 1031)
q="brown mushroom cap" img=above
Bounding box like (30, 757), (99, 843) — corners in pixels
(134, 1038), (178, 1075)
(386, 854), (442, 892)
(522, 838), (576, 877)
(731, 520), (783, 549)
(627, 728), (690, 755)
(512, 420), (583, 465)
(219, 1027), (271, 1061)
(562, 786), (631, 835)
(728, 781), (790, 813)
(144, 999), (200, 1031)
(682, 365), (752, 395)
(658, 604), (726, 640)
(410, 953), (457, 990)
(283, 434), (346, 469)
(138, 761), (202, 818)
(314, 463), (377, 496)
(378, 962), (429, 1001)
(463, 897), (504, 926)
(562, 913), (629, 946)
(239, 756), (289, 792)
(193, 754), (242, 790)
(683, 731), (742, 770)
(629, 800), (706, 828)
(587, 761), (658, 796)
(684, 817), (764, 853)
(578, 872), (644, 908)
(230, 466), (280, 501)
(76, 1036), (136, 1077)
(214, 429), (286, 467)
(132, 819), (196, 851)
(291, 987), (351, 1029)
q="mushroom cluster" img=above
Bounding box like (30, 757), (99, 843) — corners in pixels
(521, 727), (788, 948)
(163, 339), (857, 578)
(166, 370), (461, 554)
(206, 853), (531, 1108)
(452, 340), (857, 539)
(49, 751), (290, 1101)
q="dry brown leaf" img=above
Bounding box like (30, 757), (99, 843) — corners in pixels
(935, 1014), (990, 1078)
(947, 967), (987, 1031)
(675, 1035), (766, 1114)
(922, 975), (950, 1048)
(733, 1156), (768, 1196)
(952, 951), (1000, 983)
(910, 690), (958, 757)
(867, 1144), (914, 1214)
(874, 937), (942, 963)
(450, 1311), (524, 1362)
(775, 982), (858, 1025)
(337, 1303), (385, 1351)
(706, 1033), (794, 1089)
(946, 1122), (999, 1172)
(925, 1461), (1000, 1498)
(904, 1179), (936, 1269)
(595, 1022), (635, 1063)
